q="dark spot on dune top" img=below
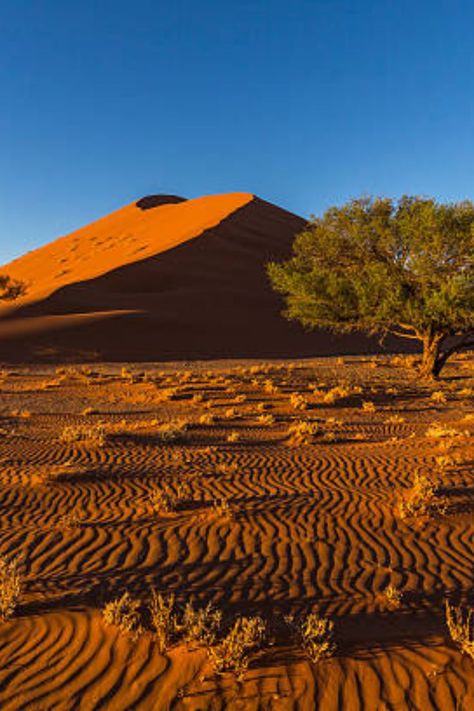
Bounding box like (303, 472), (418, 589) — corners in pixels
(136, 195), (187, 210)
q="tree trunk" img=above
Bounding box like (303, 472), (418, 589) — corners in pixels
(420, 333), (443, 379)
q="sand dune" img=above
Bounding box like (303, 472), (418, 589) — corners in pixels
(0, 193), (407, 362)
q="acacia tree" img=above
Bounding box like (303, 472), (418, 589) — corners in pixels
(0, 275), (25, 302)
(268, 196), (474, 379)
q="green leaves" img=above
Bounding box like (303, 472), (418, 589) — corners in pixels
(268, 195), (474, 375)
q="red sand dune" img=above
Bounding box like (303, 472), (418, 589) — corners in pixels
(0, 193), (406, 362)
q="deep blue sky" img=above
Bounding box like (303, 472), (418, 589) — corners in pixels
(1, 0), (474, 264)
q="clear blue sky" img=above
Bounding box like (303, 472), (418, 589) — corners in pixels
(1, 0), (474, 264)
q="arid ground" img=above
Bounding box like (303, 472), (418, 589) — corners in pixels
(0, 354), (472, 710)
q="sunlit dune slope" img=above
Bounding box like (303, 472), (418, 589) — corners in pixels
(0, 192), (408, 361)
(3, 192), (252, 305)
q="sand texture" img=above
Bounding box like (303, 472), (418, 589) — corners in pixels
(0, 354), (472, 709)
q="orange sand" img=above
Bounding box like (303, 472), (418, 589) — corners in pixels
(0, 355), (472, 709)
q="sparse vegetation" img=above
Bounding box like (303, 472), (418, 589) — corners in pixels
(155, 419), (188, 443)
(0, 555), (22, 622)
(381, 585), (403, 609)
(60, 424), (106, 446)
(149, 487), (177, 514)
(445, 601), (474, 661)
(287, 420), (319, 446)
(180, 600), (222, 647)
(296, 612), (335, 663)
(396, 473), (437, 519)
(103, 592), (142, 636)
(149, 591), (176, 653)
(208, 616), (266, 678)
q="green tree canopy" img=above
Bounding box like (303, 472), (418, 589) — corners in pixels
(268, 196), (474, 378)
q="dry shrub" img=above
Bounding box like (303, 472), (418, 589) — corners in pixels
(287, 420), (319, 446)
(256, 402), (272, 412)
(426, 423), (461, 439)
(103, 592), (142, 636)
(149, 487), (177, 514)
(57, 511), (83, 529)
(227, 431), (241, 443)
(290, 393), (308, 410)
(0, 555), (22, 622)
(396, 473), (436, 519)
(199, 413), (215, 425)
(208, 616), (266, 678)
(361, 400), (376, 413)
(297, 613), (335, 663)
(156, 419), (188, 443)
(256, 414), (275, 426)
(60, 424), (106, 446)
(212, 498), (233, 520)
(381, 585), (403, 610)
(263, 380), (279, 394)
(180, 601), (222, 647)
(317, 385), (354, 405)
(445, 601), (474, 661)
(385, 414), (406, 424)
(223, 407), (238, 420)
(431, 391), (447, 405)
(149, 591), (176, 653)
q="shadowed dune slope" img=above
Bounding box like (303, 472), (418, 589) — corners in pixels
(0, 193), (405, 361)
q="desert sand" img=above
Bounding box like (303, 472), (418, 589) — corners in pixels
(0, 193), (407, 362)
(0, 354), (472, 709)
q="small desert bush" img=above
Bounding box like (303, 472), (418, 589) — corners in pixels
(149, 591), (176, 653)
(199, 413), (215, 425)
(381, 585), (403, 609)
(396, 473), (436, 519)
(290, 393), (308, 410)
(431, 391), (447, 405)
(445, 601), (474, 661)
(156, 419), (188, 443)
(0, 555), (22, 622)
(212, 498), (233, 520)
(222, 407), (238, 421)
(208, 616), (266, 678)
(180, 601), (222, 647)
(385, 414), (406, 424)
(57, 511), (83, 529)
(426, 423), (460, 439)
(256, 414), (275, 426)
(103, 592), (142, 636)
(60, 424), (106, 447)
(361, 400), (376, 413)
(319, 385), (353, 405)
(287, 420), (319, 446)
(297, 612), (335, 663)
(149, 487), (177, 514)
(227, 431), (241, 443)
(263, 380), (279, 394)
(256, 402), (272, 412)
